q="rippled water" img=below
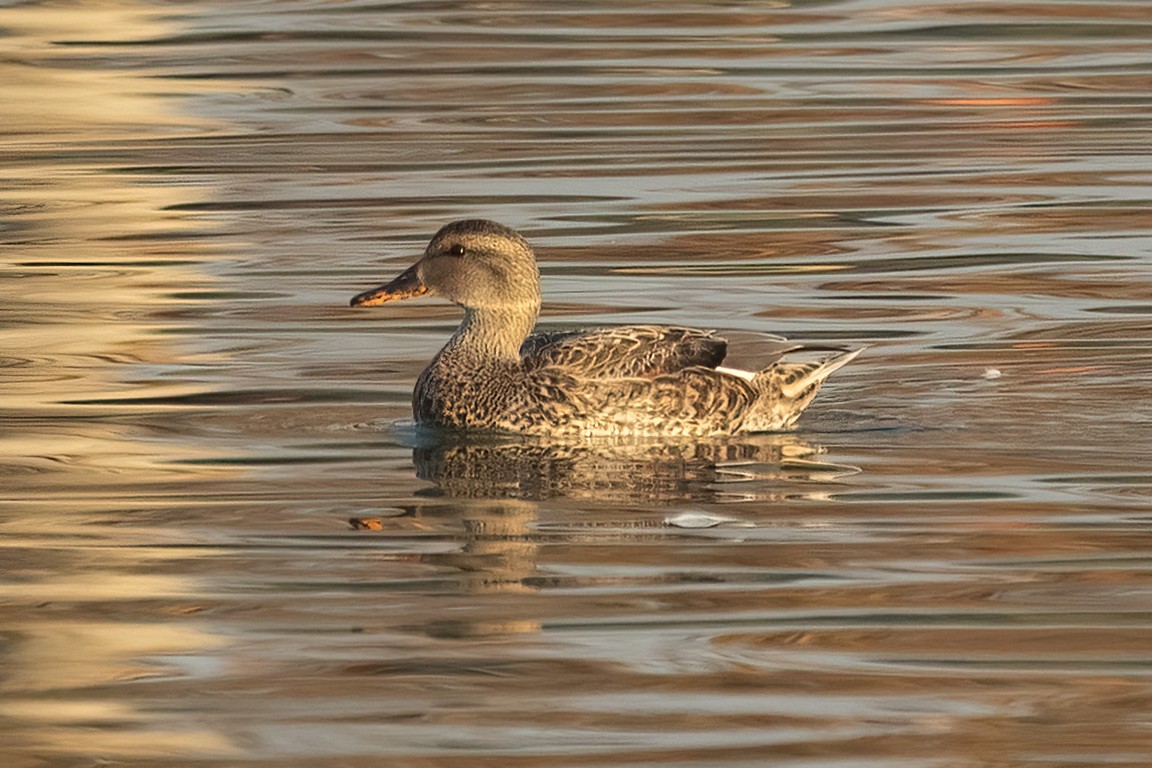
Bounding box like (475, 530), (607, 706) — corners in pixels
(4, 1), (1152, 765)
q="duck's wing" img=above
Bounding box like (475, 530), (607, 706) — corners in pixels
(516, 345), (864, 437)
(521, 325), (727, 379)
(520, 364), (760, 437)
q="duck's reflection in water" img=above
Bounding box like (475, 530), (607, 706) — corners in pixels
(411, 430), (858, 503)
(355, 431), (860, 638)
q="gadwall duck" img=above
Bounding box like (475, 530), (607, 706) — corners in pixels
(351, 219), (861, 437)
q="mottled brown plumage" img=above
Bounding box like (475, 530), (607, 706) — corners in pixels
(521, 325), (727, 377)
(351, 219), (861, 437)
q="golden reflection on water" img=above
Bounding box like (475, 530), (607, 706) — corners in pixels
(0, 539), (236, 758)
(0, 1), (232, 490)
(0, 3), (240, 761)
(1, 4), (204, 137)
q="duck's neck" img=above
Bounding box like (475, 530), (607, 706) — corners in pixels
(441, 303), (538, 363)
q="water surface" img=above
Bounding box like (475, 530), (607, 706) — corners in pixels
(3, 1), (1152, 765)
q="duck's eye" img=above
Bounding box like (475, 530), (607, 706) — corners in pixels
(447, 243), (466, 258)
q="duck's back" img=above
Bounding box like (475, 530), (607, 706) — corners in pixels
(520, 324), (727, 378)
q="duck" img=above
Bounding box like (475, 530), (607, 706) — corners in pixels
(350, 219), (861, 437)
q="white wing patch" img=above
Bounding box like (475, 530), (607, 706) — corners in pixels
(715, 366), (757, 382)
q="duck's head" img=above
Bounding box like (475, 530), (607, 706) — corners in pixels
(351, 219), (541, 313)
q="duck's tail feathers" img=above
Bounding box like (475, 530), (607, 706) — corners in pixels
(776, 347), (863, 400)
(744, 347), (864, 431)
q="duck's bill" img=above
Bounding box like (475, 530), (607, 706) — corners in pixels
(350, 265), (429, 307)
